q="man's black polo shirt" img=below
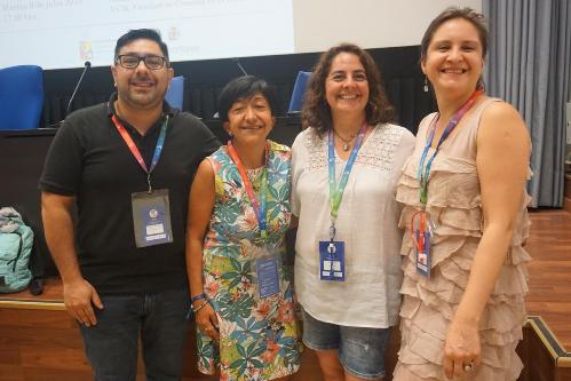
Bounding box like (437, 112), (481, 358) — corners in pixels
(40, 98), (219, 294)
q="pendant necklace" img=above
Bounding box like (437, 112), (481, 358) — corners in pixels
(333, 129), (356, 151)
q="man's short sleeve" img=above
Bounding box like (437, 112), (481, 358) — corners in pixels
(183, 115), (220, 171)
(39, 120), (85, 195)
(198, 122), (220, 159)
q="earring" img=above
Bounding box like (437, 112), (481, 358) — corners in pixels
(367, 100), (374, 112)
(423, 77), (429, 93)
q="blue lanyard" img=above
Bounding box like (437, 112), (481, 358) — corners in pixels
(417, 90), (482, 206)
(327, 124), (367, 239)
(150, 122), (168, 173)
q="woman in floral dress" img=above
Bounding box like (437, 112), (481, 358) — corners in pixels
(186, 75), (301, 381)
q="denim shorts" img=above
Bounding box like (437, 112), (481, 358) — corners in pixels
(302, 309), (391, 380)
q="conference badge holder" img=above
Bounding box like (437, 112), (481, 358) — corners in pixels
(253, 246), (281, 299)
(411, 211), (432, 278)
(318, 238), (345, 281)
(132, 189), (173, 248)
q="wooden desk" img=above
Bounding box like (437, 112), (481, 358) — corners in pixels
(0, 278), (323, 381)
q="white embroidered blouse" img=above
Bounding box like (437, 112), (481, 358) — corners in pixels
(291, 123), (415, 328)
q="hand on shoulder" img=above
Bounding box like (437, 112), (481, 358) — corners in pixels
(269, 140), (291, 153)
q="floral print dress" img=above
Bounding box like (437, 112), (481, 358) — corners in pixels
(197, 141), (301, 381)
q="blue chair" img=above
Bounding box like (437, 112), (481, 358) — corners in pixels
(165, 75), (185, 111)
(0, 65), (44, 130)
(288, 71), (312, 113)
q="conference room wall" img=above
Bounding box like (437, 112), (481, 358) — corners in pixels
(39, 0), (485, 127)
(293, 0), (482, 52)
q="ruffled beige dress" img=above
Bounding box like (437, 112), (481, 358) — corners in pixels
(393, 98), (531, 380)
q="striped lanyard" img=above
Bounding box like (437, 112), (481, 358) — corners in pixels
(327, 124), (367, 240)
(417, 89), (483, 207)
(111, 114), (169, 193)
(227, 140), (270, 240)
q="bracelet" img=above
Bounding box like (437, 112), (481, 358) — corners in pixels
(191, 300), (209, 314)
(190, 293), (206, 303)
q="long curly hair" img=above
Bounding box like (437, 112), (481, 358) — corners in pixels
(301, 43), (395, 135)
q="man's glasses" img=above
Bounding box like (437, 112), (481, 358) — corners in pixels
(115, 54), (168, 70)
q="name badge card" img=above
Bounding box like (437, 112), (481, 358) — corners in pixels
(411, 212), (432, 278)
(132, 189), (173, 248)
(256, 255), (280, 298)
(318, 240), (345, 281)
(415, 230), (432, 278)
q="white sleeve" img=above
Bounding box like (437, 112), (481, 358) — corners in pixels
(398, 128), (416, 165)
(290, 130), (307, 217)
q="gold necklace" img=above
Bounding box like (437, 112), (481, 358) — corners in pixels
(333, 129), (356, 151)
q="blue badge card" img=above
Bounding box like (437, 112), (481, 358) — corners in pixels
(319, 240), (345, 281)
(256, 256), (280, 298)
(131, 189), (173, 248)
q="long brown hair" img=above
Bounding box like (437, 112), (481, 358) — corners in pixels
(301, 43), (395, 135)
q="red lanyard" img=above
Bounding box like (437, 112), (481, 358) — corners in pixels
(227, 140), (270, 239)
(111, 114), (169, 192)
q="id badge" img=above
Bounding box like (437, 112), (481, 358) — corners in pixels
(415, 230), (432, 278)
(131, 189), (173, 248)
(318, 241), (345, 281)
(411, 211), (432, 278)
(253, 247), (281, 298)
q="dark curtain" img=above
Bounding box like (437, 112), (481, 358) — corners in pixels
(483, 0), (571, 207)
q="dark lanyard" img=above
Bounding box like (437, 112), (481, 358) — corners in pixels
(327, 123), (367, 240)
(417, 90), (483, 206)
(111, 114), (169, 193)
(227, 140), (270, 240)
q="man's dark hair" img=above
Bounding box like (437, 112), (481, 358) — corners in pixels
(218, 75), (279, 122)
(114, 29), (170, 63)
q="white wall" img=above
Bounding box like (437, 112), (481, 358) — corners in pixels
(0, 0), (482, 69)
(293, 0), (482, 52)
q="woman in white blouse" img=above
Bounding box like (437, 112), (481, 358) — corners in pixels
(291, 43), (415, 381)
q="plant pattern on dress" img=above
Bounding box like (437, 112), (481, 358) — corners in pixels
(197, 141), (301, 381)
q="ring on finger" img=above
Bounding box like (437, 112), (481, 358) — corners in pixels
(463, 361), (473, 372)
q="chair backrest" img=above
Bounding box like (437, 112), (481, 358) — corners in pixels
(165, 75), (185, 111)
(288, 71), (312, 113)
(0, 65), (44, 130)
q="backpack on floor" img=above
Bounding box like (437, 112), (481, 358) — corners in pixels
(0, 207), (33, 293)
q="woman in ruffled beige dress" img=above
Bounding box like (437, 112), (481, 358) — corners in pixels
(393, 7), (531, 381)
